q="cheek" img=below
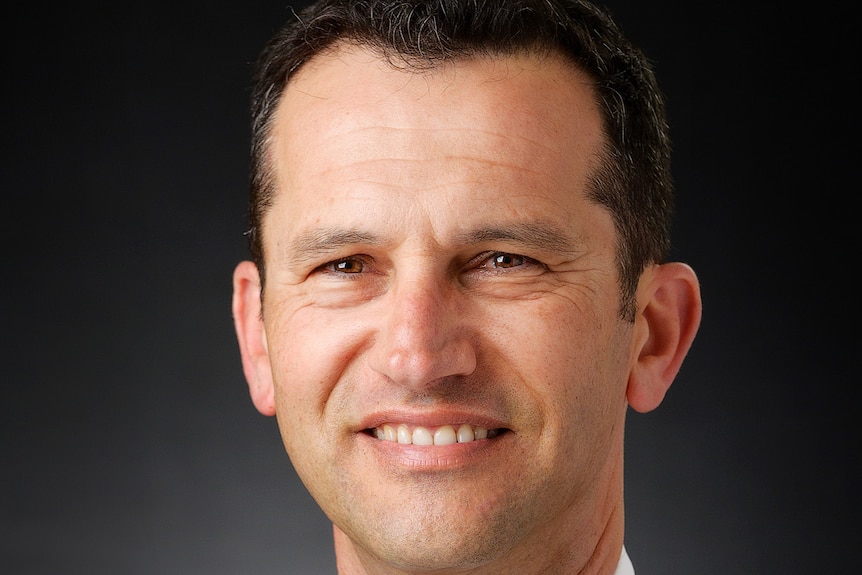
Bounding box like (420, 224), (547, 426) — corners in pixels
(500, 295), (631, 422)
(266, 312), (364, 485)
(266, 307), (369, 421)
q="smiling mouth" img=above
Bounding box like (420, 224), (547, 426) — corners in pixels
(367, 424), (505, 446)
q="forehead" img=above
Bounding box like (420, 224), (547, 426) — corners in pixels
(290, 45), (596, 120)
(264, 44), (607, 247)
(272, 44), (603, 164)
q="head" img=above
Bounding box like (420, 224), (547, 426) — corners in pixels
(233, 1), (700, 573)
(247, 0), (673, 321)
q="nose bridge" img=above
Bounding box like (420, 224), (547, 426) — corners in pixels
(392, 275), (447, 348)
(373, 269), (476, 386)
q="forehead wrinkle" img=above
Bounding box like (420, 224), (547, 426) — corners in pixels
(313, 125), (556, 172)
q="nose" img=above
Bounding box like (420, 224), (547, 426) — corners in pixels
(370, 275), (477, 388)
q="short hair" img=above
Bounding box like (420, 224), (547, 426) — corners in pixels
(247, 0), (674, 321)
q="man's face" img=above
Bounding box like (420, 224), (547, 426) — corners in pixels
(256, 47), (638, 570)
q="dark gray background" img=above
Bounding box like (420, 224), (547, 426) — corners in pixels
(3, 2), (857, 573)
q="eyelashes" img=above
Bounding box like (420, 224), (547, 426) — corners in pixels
(316, 251), (543, 277)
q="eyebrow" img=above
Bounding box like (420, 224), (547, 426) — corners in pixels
(283, 228), (383, 268)
(455, 222), (582, 257)
(281, 220), (582, 268)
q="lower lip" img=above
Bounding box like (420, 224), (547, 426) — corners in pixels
(359, 431), (508, 472)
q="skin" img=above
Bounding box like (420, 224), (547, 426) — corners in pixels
(233, 45), (701, 575)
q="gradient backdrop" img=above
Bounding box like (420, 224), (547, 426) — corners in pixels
(3, 1), (856, 573)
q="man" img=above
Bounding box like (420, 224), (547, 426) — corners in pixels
(232, 1), (702, 573)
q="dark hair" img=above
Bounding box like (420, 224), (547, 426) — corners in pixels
(247, 0), (673, 321)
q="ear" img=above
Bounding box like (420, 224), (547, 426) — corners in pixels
(232, 260), (276, 416)
(627, 262), (702, 413)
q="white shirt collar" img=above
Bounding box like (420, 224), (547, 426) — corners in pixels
(614, 546), (635, 575)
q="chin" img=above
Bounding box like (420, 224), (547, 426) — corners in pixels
(342, 497), (527, 572)
(373, 533), (506, 572)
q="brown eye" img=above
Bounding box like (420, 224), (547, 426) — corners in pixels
(491, 253), (526, 268)
(333, 259), (364, 273)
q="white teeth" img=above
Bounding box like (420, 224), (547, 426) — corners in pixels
(397, 424), (411, 444)
(412, 426), (433, 445)
(456, 423), (474, 443)
(434, 426), (457, 445)
(374, 424), (498, 445)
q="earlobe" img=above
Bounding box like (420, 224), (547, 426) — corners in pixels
(232, 260), (276, 416)
(627, 262), (702, 413)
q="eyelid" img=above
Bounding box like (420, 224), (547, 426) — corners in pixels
(314, 255), (373, 274)
(312, 251), (545, 276)
(471, 251), (544, 270)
